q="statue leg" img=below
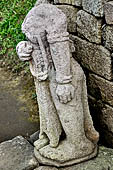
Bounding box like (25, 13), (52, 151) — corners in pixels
(39, 59), (97, 162)
(34, 78), (62, 149)
(82, 74), (99, 143)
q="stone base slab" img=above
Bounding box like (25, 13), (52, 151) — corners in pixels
(34, 147), (98, 167)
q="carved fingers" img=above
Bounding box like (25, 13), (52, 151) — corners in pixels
(56, 84), (75, 104)
(16, 41), (33, 61)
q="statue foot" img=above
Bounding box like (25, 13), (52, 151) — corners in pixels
(34, 137), (49, 150)
(49, 139), (59, 148)
(86, 127), (99, 144)
(39, 137), (95, 163)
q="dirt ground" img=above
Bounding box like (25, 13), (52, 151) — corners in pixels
(0, 68), (40, 143)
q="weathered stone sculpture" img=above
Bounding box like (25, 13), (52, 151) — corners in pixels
(16, 1), (99, 167)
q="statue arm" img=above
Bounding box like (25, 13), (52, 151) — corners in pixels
(16, 41), (33, 61)
(48, 33), (72, 84)
(47, 33), (75, 103)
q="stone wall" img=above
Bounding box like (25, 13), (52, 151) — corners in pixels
(54, 0), (113, 147)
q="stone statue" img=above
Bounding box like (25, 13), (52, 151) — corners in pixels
(16, 1), (99, 167)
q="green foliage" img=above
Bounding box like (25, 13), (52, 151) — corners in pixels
(0, 0), (36, 73)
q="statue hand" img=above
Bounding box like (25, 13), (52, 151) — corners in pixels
(16, 41), (33, 61)
(56, 84), (75, 104)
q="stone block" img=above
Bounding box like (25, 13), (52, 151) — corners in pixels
(56, 5), (78, 33)
(82, 0), (111, 17)
(0, 136), (39, 170)
(104, 1), (113, 24)
(89, 96), (113, 147)
(77, 10), (102, 44)
(103, 25), (113, 51)
(101, 104), (113, 134)
(88, 73), (113, 106)
(54, 0), (82, 6)
(71, 36), (112, 80)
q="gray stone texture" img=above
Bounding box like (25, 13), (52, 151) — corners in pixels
(35, 147), (113, 170)
(77, 10), (102, 44)
(54, 0), (82, 6)
(104, 1), (113, 24)
(89, 96), (113, 147)
(82, 0), (111, 17)
(103, 25), (113, 51)
(56, 5), (78, 33)
(71, 35), (112, 80)
(88, 73), (113, 106)
(60, 147), (113, 170)
(17, 3), (99, 167)
(0, 136), (38, 170)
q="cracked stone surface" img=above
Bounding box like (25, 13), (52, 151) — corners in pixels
(56, 5), (78, 33)
(77, 10), (102, 44)
(72, 35), (112, 80)
(82, 0), (111, 17)
(104, 1), (113, 24)
(103, 25), (113, 51)
(88, 73), (113, 107)
(0, 136), (38, 170)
